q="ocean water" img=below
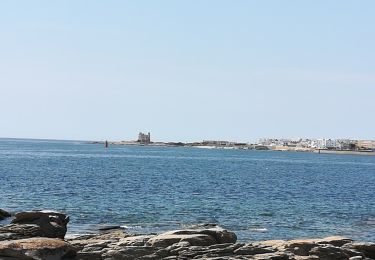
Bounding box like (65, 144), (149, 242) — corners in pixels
(0, 138), (374, 242)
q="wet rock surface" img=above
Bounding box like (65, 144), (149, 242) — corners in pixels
(0, 211), (375, 259)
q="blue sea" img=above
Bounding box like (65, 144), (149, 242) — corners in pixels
(0, 139), (374, 242)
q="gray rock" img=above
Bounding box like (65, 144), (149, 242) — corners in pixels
(102, 246), (159, 260)
(309, 245), (349, 260)
(176, 225), (237, 244)
(147, 233), (217, 247)
(0, 237), (76, 260)
(252, 252), (291, 260)
(234, 243), (276, 255)
(0, 224), (46, 241)
(147, 226), (236, 248)
(117, 235), (154, 246)
(349, 256), (363, 260)
(68, 238), (113, 251)
(6, 210), (69, 239)
(344, 242), (375, 259)
(316, 236), (353, 247)
(76, 250), (103, 260)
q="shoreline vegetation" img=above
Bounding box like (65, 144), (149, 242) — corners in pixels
(91, 140), (375, 156)
(1, 210), (375, 260)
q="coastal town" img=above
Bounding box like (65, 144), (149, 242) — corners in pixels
(99, 132), (375, 155)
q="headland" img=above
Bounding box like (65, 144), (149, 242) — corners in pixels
(93, 132), (375, 156)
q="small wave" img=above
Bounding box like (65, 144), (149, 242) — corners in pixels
(249, 228), (268, 232)
(120, 225), (143, 229)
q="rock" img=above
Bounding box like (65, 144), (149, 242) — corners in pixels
(165, 241), (192, 255)
(252, 251), (291, 260)
(76, 250), (103, 260)
(117, 235), (154, 246)
(9, 210), (69, 239)
(281, 236), (353, 256)
(316, 236), (353, 247)
(294, 256), (320, 260)
(309, 245), (349, 260)
(147, 225), (236, 248)
(0, 237), (76, 260)
(349, 257), (363, 260)
(284, 239), (318, 256)
(147, 233), (216, 247)
(102, 246), (159, 260)
(344, 242), (375, 259)
(69, 239), (113, 251)
(0, 224), (47, 241)
(188, 225), (237, 244)
(234, 243), (276, 255)
(84, 229), (126, 241)
(170, 243), (241, 259)
(0, 209), (11, 220)
(254, 240), (287, 251)
(98, 225), (122, 231)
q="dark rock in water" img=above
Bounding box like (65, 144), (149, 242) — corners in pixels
(0, 209), (11, 220)
(0, 210), (69, 240)
(98, 225), (122, 231)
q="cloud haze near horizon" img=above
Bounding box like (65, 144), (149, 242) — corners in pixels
(1, 1), (374, 142)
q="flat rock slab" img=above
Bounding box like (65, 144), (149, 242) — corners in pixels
(0, 237), (76, 260)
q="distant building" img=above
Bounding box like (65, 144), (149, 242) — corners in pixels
(325, 139), (337, 150)
(316, 139), (327, 149)
(336, 139), (352, 150)
(138, 132), (151, 143)
(202, 140), (233, 146)
(358, 140), (375, 150)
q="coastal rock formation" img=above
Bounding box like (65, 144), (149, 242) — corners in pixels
(1, 211), (375, 259)
(146, 225), (237, 247)
(65, 229), (374, 260)
(0, 209), (11, 220)
(0, 237), (76, 260)
(0, 210), (69, 241)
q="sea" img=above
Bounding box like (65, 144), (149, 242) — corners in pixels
(0, 138), (374, 242)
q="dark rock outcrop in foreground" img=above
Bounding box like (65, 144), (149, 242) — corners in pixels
(0, 210), (69, 241)
(0, 211), (374, 260)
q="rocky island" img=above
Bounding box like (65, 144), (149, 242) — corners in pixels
(0, 209), (374, 260)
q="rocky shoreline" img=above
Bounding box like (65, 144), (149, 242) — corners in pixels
(0, 210), (374, 260)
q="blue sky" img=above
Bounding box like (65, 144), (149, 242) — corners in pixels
(0, 1), (374, 142)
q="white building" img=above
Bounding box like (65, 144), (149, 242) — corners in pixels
(316, 139), (327, 149)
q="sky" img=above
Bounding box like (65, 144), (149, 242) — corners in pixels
(0, 1), (374, 142)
